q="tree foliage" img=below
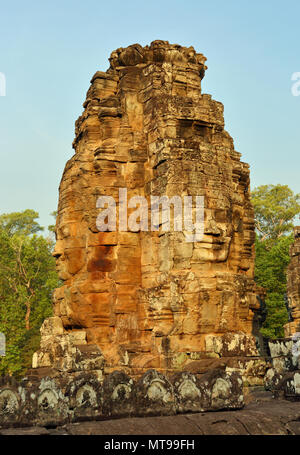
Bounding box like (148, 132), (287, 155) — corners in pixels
(251, 184), (300, 339)
(48, 210), (57, 234)
(251, 184), (300, 241)
(0, 209), (44, 237)
(0, 210), (59, 377)
(254, 235), (293, 339)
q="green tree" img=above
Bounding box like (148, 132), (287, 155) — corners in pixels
(48, 210), (57, 234)
(251, 184), (300, 241)
(254, 235), (293, 338)
(251, 184), (300, 338)
(0, 209), (44, 237)
(0, 210), (59, 377)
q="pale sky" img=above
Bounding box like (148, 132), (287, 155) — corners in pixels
(0, 0), (299, 229)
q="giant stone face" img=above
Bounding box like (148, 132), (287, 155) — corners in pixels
(48, 41), (260, 371)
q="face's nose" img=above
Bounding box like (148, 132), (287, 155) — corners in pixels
(52, 241), (64, 259)
(204, 219), (222, 236)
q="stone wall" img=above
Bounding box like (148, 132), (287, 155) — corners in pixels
(0, 367), (244, 429)
(264, 336), (300, 400)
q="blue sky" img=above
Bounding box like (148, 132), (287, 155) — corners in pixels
(0, 0), (299, 229)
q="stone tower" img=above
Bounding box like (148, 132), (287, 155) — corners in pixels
(34, 41), (263, 376)
(285, 227), (300, 336)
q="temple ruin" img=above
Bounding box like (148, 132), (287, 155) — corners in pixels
(2, 41), (300, 431)
(33, 40), (265, 376)
(285, 226), (300, 336)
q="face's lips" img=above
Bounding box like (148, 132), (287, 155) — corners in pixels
(55, 255), (63, 266)
(200, 239), (225, 245)
(198, 234), (229, 245)
(55, 258), (66, 276)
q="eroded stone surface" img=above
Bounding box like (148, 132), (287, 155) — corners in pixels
(32, 317), (105, 382)
(3, 391), (299, 435)
(134, 369), (176, 417)
(265, 336), (300, 400)
(102, 370), (135, 418)
(198, 369), (244, 410)
(268, 338), (295, 373)
(171, 371), (202, 413)
(33, 377), (69, 427)
(66, 373), (103, 421)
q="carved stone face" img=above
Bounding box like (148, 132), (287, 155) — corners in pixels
(52, 221), (85, 281)
(290, 298), (300, 321)
(194, 216), (233, 263)
(46, 41), (259, 370)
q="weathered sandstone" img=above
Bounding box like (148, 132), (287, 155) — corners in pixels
(285, 226), (300, 336)
(33, 40), (266, 378)
(0, 368), (244, 428)
(2, 390), (300, 435)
